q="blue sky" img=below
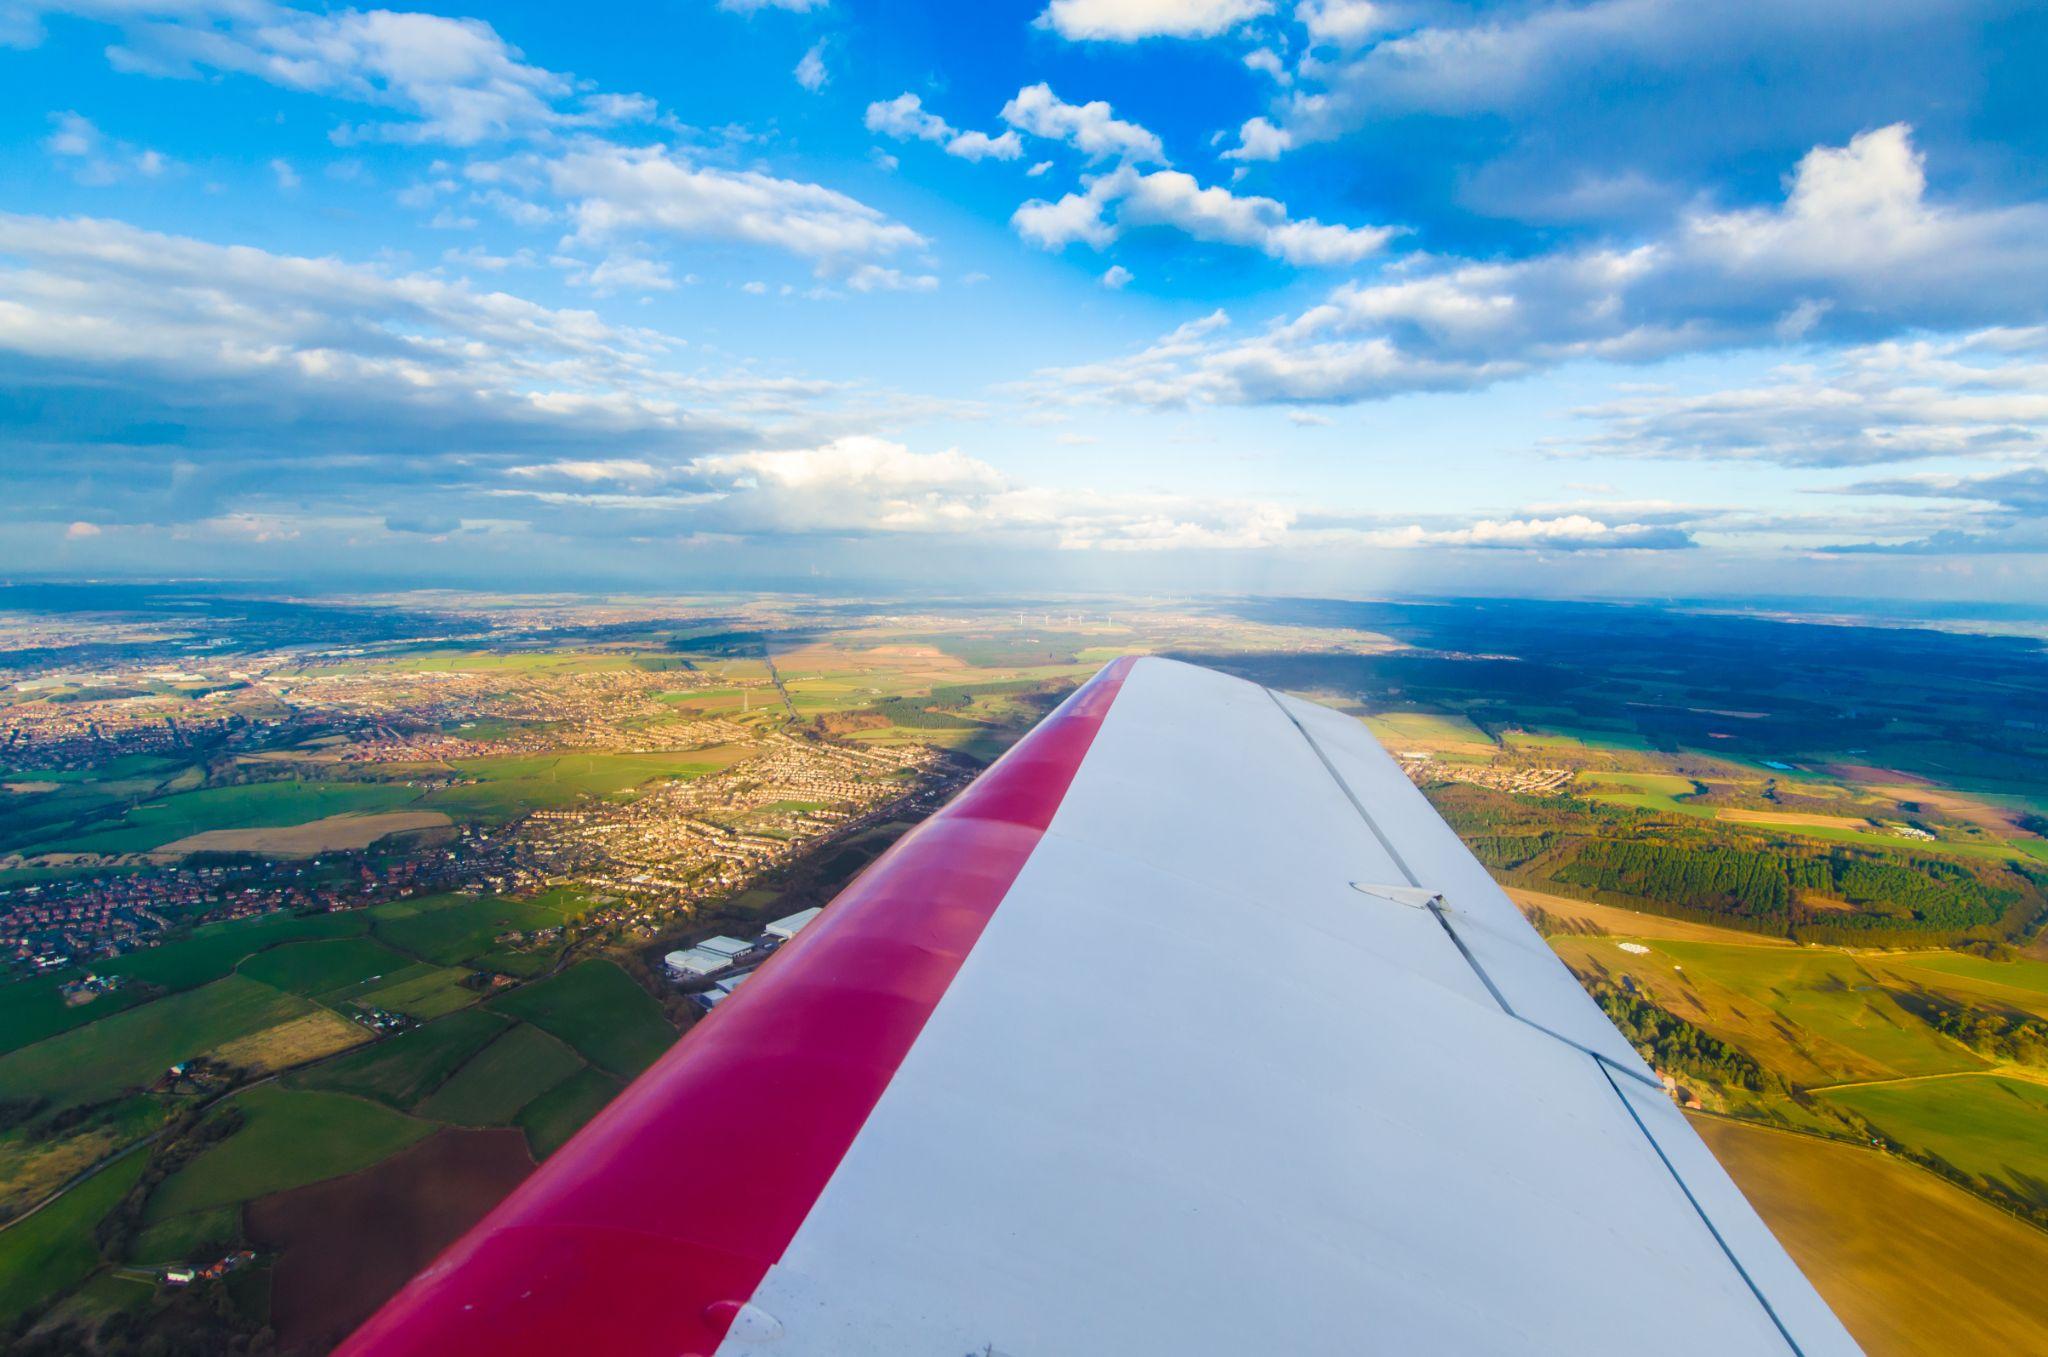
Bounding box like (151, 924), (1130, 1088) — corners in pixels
(3, 0), (2046, 600)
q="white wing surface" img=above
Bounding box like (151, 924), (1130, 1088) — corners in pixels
(341, 656), (1860, 1357)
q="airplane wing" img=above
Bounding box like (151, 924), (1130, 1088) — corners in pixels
(338, 656), (1861, 1356)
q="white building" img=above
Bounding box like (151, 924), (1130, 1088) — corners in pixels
(664, 946), (735, 979)
(663, 935), (756, 981)
(693, 969), (753, 1011)
(763, 907), (822, 942)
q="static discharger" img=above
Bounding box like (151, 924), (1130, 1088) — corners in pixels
(1350, 882), (1446, 910)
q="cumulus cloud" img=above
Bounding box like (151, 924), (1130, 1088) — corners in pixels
(1042, 127), (2048, 406)
(499, 434), (1303, 550)
(57, 2), (656, 146)
(1012, 165), (1392, 266)
(1365, 514), (1696, 551)
(43, 110), (170, 184)
(794, 41), (827, 91)
(865, 93), (1023, 162)
(1233, 0), (1984, 166)
(719, 0), (828, 11)
(524, 139), (925, 260)
(0, 210), (786, 526)
(1813, 467), (2048, 554)
(1570, 329), (2048, 467)
(554, 248), (675, 295)
(846, 264), (940, 293)
(509, 458), (662, 484)
(1101, 265), (1132, 289)
(999, 84), (1166, 164)
(1296, 0), (1388, 48)
(1036, 0), (1272, 41)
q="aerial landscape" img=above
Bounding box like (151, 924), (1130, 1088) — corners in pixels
(0, 587), (2043, 1352)
(3, 0), (2047, 1352)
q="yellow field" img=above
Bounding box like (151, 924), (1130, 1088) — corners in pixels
(156, 810), (451, 858)
(204, 1010), (370, 1075)
(1694, 1116), (2048, 1356)
(1717, 808), (1877, 831)
(1508, 887), (1797, 947)
(0, 1123), (136, 1219)
(1361, 711), (1495, 758)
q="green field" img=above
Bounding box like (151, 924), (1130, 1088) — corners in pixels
(1820, 1075), (2048, 1208)
(1576, 771), (1710, 815)
(353, 966), (480, 1020)
(487, 961), (674, 1078)
(144, 1085), (433, 1220)
(0, 976), (315, 1115)
(34, 1267), (156, 1338)
(419, 750), (744, 821)
(1878, 951), (2048, 1017)
(1648, 941), (1981, 1081)
(39, 781), (421, 856)
(350, 649), (637, 675)
(469, 944), (563, 978)
(370, 894), (569, 966)
(0, 976), (153, 1059)
(516, 1066), (622, 1160)
(99, 909), (369, 994)
(292, 1008), (508, 1109)
(416, 1023), (583, 1126)
(236, 936), (414, 999)
(126, 1205), (240, 1266)
(0, 1149), (145, 1324)
(1362, 710), (1494, 748)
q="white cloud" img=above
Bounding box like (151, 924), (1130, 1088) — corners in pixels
(1026, 160), (1052, 177)
(536, 140), (925, 260)
(1224, 115), (1294, 162)
(945, 129), (1023, 162)
(999, 84), (1166, 164)
(269, 157), (301, 190)
(1102, 264), (1133, 289)
(442, 244), (538, 271)
(794, 41), (827, 91)
(509, 458), (662, 483)
(1366, 515), (1696, 551)
(682, 435), (1295, 549)
(91, 5), (655, 146)
(846, 264), (940, 293)
(865, 92), (948, 143)
(470, 186), (555, 227)
(1241, 0), (1978, 166)
(719, 0), (829, 11)
(1043, 126), (2048, 406)
(1570, 329), (2048, 467)
(866, 92), (1022, 162)
(1013, 189), (1118, 251)
(0, 209), (789, 529)
(1243, 48), (1291, 84)
(42, 110), (170, 185)
(556, 249), (675, 295)
(1296, 0), (1387, 48)
(1013, 165), (1392, 265)
(1036, 0), (1272, 41)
